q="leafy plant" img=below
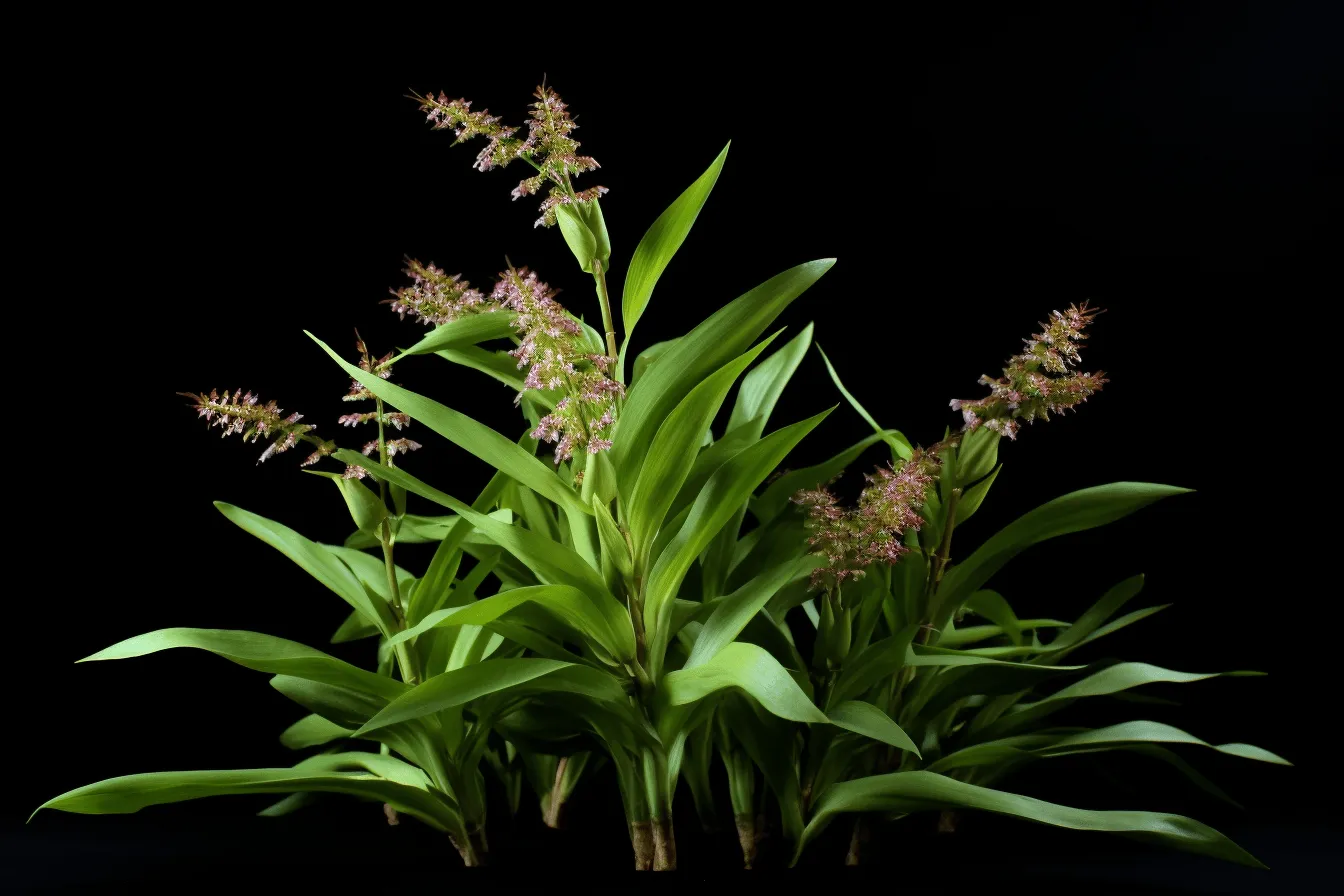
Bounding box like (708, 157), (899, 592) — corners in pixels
(34, 84), (1285, 873)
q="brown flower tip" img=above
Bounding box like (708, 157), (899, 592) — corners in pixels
(950, 302), (1108, 439)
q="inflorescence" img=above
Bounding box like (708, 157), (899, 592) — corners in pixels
(950, 302), (1107, 439)
(793, 449), (943, 589)
(180, 389), (315, 465)
(416, 85), (606, 227)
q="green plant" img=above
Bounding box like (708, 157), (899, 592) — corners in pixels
(34, 84), (1286, 872)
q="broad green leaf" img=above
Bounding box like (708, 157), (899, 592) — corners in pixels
(279, 714), (352, 750)
(306, 473), (386, 534)
(727, 323), (813, 436)
(934, 483), (1192, 628)
(270, 675), (387, 729)
(752, 430), (903, 523)
(667, 422), (762, 523)
(827, 700), (921, 756)
(631, 338), (678, 385)
(388, 311), (517, 362)
(644, 408), (834, 676)
(555, 198), (610, 274)
(684, 556), (818, 669)
(353, 659), (629, 737)
(592, 497), (633, 581)
(322, 544), (413, 605)
(1041, 720), (1290, 765)
(621, 143), (729, 340)
(81, 628), (404, 701)
(662, 642), (826, 724)
(610, 259), (835, 499)
(215, 502), (396, 637)
(955, 426), (1001, 486)
(962, 590), (1024, 645)
(798, 770), (1263, 868)
(34, 762), (462, 834)
(309, 333), (587, 517)
(626, 335), (778, 571)
(816, 344), (913, 461)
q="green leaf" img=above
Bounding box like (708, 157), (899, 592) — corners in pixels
(388, 311), (517, 363)
(827, 700), (921, 756)
(1042, 574), (1146, 654)
(556, 199), (611, 274)
(353, 659), (629, 737)
(386, 584), (630, 662)
(626, 335), (778, 571)
(631, 338), (678, 386)
(798, 770), (1263, 868)
(644, 408), (834, 676)
(954, 463), (1001, 527)
(684, 556), (818, 670)
(334, 450), (632, 660)
(816, 344), (912, 461)
(33, 761), (462, 834)
(270, 675), (387, 729)
(592, 497), (633, 581)
(308, 474), (386, 534)
(81, 628), (404, 701)
(727, 323), (813, 436)
(279, 714), (353, 750)
(610, 259), (835, 500)
(934, 483), (1192, 629)
(434, 346), (556, 409)
(1041, 720), (1290, 765)
(215, 502), (396, 637)
(662, 642), (826, 724)
(309, 333), (587, 517)
(752, 430), (903, 523)
(621, 143), (729, 340)
(331, 609), (379, 644)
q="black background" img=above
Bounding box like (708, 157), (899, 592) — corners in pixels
(10, 3), (1339, 891)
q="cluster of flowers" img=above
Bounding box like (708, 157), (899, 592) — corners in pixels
(181, 338), (421, 478)
(179, 389), (315, 465)
(417, 85), (606, 227)
(385, 259), (486, 326)
(494, 267), (622, 463)
(338, 337), (421, 479)
(950, 302), (1107, 439)
(793, 449), (943, 589)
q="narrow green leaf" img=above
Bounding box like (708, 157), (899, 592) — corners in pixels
(621, 143), (729, 339)
(752, 430), (903, 523)
(798, 770), (1263, 868)
(81, 628), (404, 701)
(388, 311), (517, 363)
(727, 323), (814, 436)
(685, 556), (818, 669)
(816, 344), (913, 461)
(309, 332), (587, 517)
(215, 502), (396, 637)
(1042, 720), (1291, 765)
(644, 408), (834, 676)
(279, 714), (353, 750)
(610, 259), (835, 499)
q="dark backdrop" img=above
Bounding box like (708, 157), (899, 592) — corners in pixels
(12, 3), (1337, 891)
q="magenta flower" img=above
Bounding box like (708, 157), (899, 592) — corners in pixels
(385, 259), (487, 326)
(179, 389), (315, 464)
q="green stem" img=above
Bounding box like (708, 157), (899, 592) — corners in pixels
(592, 259), (620, 367)
(544, 756), (569, 829)
(374, 397), (418, 686)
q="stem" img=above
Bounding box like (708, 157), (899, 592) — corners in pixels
(544, 756), (569, 829)
(845, 816), (869, 865)
(736, 814), (757, 869)
(375, 397), (418, 685)
(631, 821), (654, 871)
(592, 259), (620, 365)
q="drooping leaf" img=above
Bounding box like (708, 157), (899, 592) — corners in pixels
(279, 714), (353, 750)
(827, 700), (921, 756)
(80, 628), (404, 701)
(1040, 720), (1290, 765)
(662, 642), (827, 724)
(798, 770), (1263, 868)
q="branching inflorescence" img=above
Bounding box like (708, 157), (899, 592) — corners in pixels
(951, 302), (1107, 439)
(180, 389), (315, 465)
(417, 85), (606, 227)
